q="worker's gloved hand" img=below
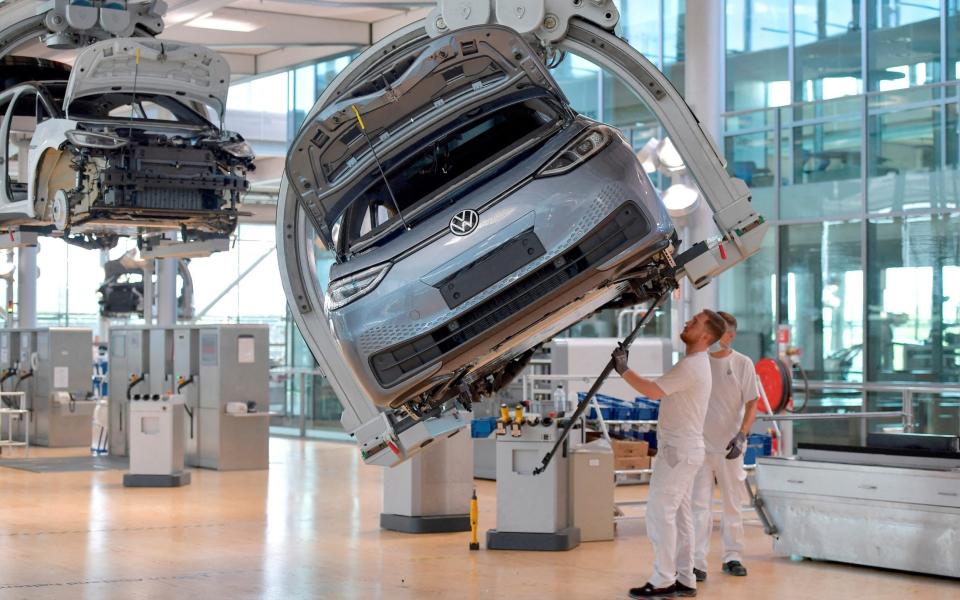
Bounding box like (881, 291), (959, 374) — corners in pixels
(725, 431), (747, 460)
(611, 347), (629, 375)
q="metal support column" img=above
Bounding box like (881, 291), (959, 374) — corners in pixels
(97, 249), (110, 341)
(16, 245), (37, 328)
(157, 257), (177, 327)
(4, 250), (14, 328)
(142, 259), (154, 326)
(684, 0), (723, 314)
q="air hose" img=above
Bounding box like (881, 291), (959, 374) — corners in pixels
(123, 374), (145, 432)
(177, 375), (196, 439)
(787, 362), (810, 413)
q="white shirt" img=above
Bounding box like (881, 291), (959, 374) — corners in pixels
(654, 352), (712, 450)
(702, 349), (760, 454)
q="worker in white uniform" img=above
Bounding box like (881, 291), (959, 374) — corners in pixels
(612, 309), (728, 599)
(691, 311), (759, 582)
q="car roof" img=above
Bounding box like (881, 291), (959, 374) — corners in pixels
(1, 56), (72, 94)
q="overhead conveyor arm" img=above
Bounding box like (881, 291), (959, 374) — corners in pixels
(0, 0), (165, 60)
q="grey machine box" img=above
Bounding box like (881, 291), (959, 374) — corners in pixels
(108, 325), (269, 470)
(569, 443), (615, 542)
(1, 328), (94, 447)
(108, 327), (158, 457)
(192, 325), (270, 470)
(487, 419), (580, 550)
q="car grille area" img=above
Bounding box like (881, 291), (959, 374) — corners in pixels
(370, 202), (651, 387)
(100, 145), (246, 211)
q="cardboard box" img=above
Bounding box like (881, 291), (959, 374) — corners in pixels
(615, 455), (651, 471)
(612, 439), (649, 458)
(585, 431), (604, 444)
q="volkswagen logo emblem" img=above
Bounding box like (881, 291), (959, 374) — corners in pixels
(449, 209), (479, 236)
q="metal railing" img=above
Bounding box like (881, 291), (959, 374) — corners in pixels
(0, 391), (28, 457)
(754, 379), (960, 455)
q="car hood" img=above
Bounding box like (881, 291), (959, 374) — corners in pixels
(64, 38), (230, 117)
(286, 25), (571, 247)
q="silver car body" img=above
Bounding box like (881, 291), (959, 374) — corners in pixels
(285, 25), (674, 415)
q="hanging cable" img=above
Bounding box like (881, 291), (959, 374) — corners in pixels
(350, 104), (410, 231)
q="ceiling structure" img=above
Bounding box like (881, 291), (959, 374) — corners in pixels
(0, 0), (432, 79)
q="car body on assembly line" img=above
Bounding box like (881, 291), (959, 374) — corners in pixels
(0, 40), (253, 249)
(286, 25), (678, 422)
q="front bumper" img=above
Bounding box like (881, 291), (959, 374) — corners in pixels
(369, 202), (651, 386)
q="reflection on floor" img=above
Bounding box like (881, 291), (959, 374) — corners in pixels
(0, 438), (955, 599)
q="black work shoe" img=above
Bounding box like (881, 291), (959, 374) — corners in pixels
(675, 581), (697, 597)
(722, 560), (748, 576)
(693, 568), (707, 582)
(628, 582), (676, 598)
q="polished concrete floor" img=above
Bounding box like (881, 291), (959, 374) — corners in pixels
(0, 438), (955, 599)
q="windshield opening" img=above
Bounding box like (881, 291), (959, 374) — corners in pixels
(67, 93), (212, 126)
(339, 97), (561, 254)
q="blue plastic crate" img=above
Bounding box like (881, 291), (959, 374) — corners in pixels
(471, 417), (497, 439)
(744, 433), (772, 464)
(635, 397), (660, 420)
(748, 433), (773, 455)
(641, 429), (658, 449)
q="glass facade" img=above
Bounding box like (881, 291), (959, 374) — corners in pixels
(794, 0), (862, 103)
(867, 0), (940, 92)
(866, 214), (960, 384)
(725, 0), (791, 111)
(780, 221), (864, 381)
(722, 1), (960, 441)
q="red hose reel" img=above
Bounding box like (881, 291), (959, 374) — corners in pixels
(755, 357), (793, 413)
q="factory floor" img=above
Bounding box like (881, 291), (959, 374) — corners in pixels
(0, 438), (955, 599)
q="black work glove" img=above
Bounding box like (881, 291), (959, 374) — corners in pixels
(612, 346), (629, 375)
(725, 431), (747, 460)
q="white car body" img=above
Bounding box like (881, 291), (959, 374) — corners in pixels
(0, 40), (249, 248)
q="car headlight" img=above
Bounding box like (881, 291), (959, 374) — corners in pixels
(222, 140), (255, 160)
(537, 126), (611, 177)
(65, 130), (128, 149)
(325, 263), (391, 311)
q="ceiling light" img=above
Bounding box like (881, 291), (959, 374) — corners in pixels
(185, 14), (261, 32)
(656, 137), (685, 174)
(165, 9), (211, 26)
(635, 137), (659, 174)
(662, 182), (700, 218)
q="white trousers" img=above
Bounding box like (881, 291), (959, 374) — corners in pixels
(691, 451), (746, 570)
(645, 444), (705, 589)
